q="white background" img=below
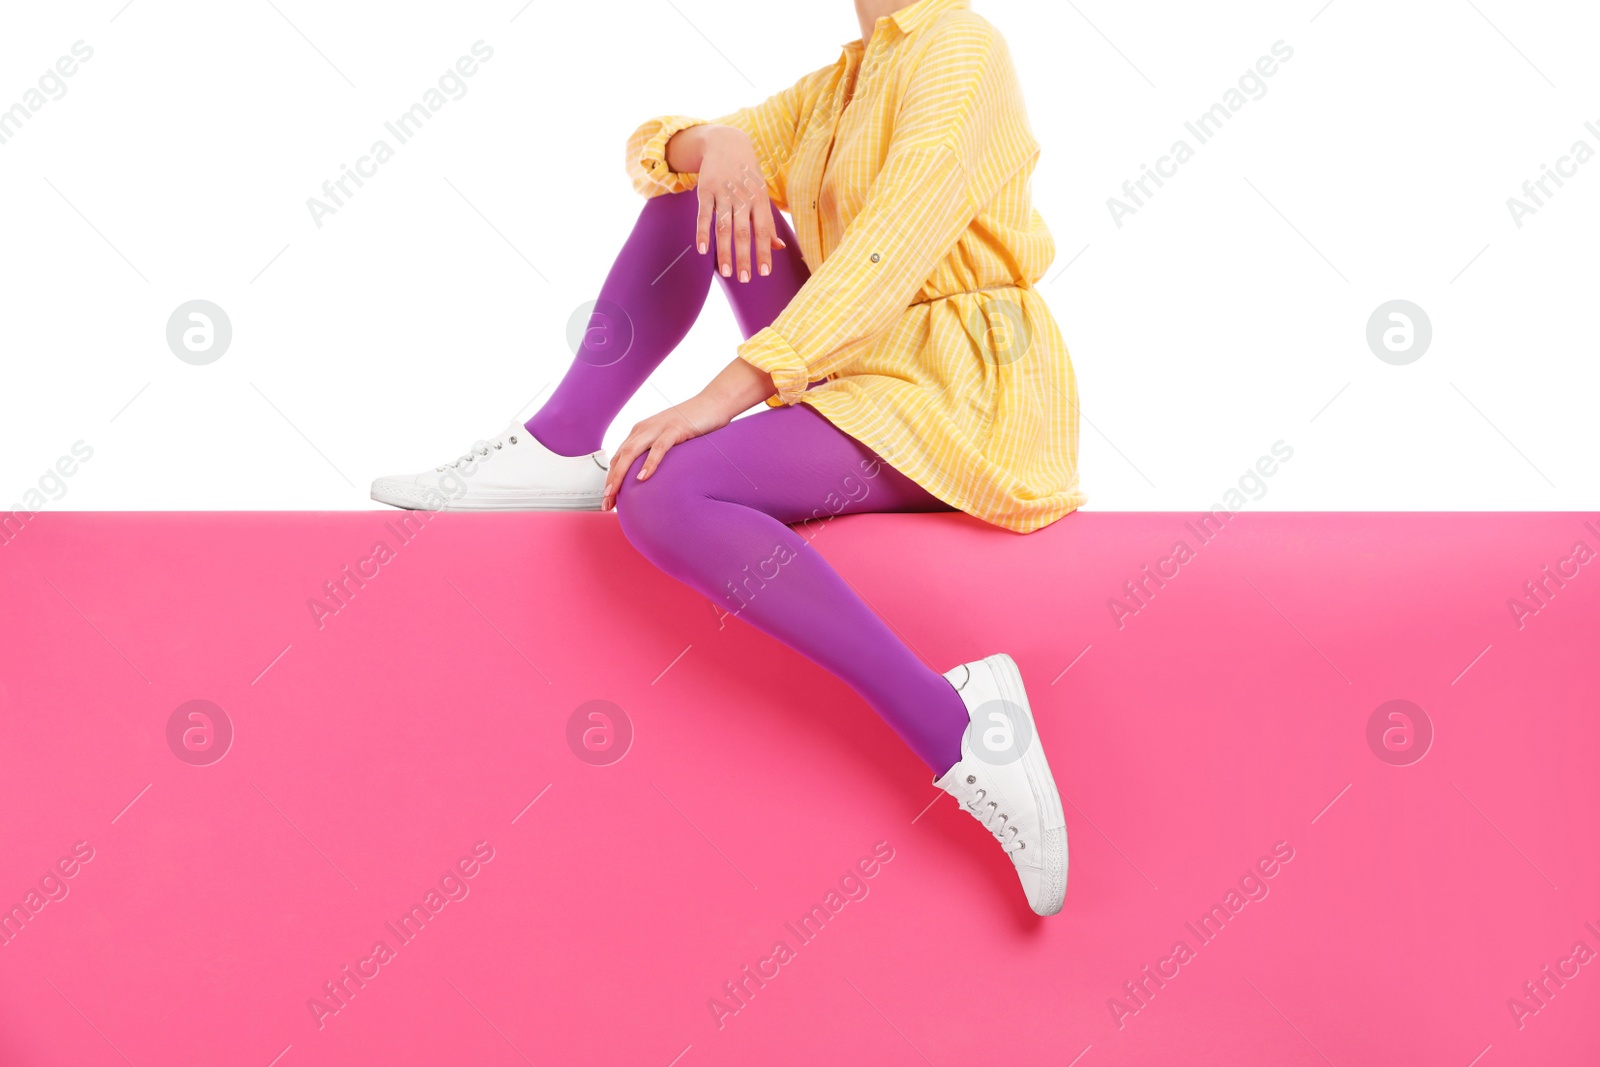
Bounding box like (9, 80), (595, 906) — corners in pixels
(1, 0), (1595, 513)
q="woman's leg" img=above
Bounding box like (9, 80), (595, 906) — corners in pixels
(526, 189), (811, 457)
(534, 188), (969, 771)
(614, 403), (971, 776)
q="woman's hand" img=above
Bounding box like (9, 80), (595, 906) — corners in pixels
(667, 124), (788, 283)
(602, 356), (778, 511)
(601, 394), (725, 512)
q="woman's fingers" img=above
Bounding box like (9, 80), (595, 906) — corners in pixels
(697, 181), (784, 279)
(733, 199), (753, 283)
(695, 189), (715, 257)
(696, 146), (785, 278)
(602, 429), (680, 509)
(639, 435), (675, 481)
(603, 434), (646, 511)
(753, 194), (781, 278)
(714, 190), (734, 279)
(601, 460), (621, 511)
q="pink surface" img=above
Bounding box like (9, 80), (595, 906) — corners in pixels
(1, 510), (1597, 1066)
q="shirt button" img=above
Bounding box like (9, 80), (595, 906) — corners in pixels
(870, 253), (880, 262)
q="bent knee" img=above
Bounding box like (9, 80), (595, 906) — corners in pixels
(615, 451), (696, 551)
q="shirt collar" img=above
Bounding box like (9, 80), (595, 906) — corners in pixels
(840, 0), (970, 49)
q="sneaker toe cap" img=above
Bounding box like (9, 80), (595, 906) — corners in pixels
(1017, 826), (1068, 916)
(370, 474), (442, 507)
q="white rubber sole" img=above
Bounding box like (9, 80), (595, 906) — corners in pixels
(986, 652), (1068, 915)
(370, 480), (603, 512)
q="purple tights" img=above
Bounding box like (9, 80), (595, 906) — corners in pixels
(526, 189), (970, 776)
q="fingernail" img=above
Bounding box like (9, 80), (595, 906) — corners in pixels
(699, 242), (707, 254)
(740, 269), (750, 283)
(759, 264), (770, 276)
(721, 264), (731, 277)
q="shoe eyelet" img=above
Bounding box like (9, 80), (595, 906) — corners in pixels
(510, 435), (518, 444)
(965, 775), (976, 784)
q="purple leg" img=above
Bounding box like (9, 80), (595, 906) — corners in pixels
(525, 189), (812, 457)
(614, 404), (970, 777)
(532, 186), (969, 774)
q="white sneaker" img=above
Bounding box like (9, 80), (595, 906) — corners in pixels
(370, 419), (608, 511)
(932, 653), (1068, 916)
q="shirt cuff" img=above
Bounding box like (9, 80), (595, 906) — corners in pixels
(737, 326), (811, 406)
(630, 115), (708, 197)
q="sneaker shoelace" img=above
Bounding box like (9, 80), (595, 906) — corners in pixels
(960, 776), (1026, 854)
(435, 429), (520, 472)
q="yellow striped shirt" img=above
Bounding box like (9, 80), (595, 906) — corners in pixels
(625, 0), (1084, 533)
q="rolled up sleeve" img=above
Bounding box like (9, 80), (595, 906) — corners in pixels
(626, 114), (714, 197)
(737, 21), (1033, 405)
(624, 67), (823, 208)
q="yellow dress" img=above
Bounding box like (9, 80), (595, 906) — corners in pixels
(625, 0), (1084, 533)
